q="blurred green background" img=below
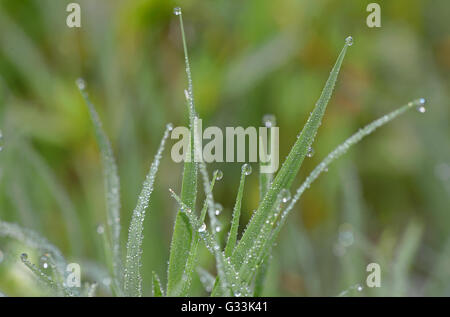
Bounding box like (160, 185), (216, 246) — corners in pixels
(0, 0), (449, 296)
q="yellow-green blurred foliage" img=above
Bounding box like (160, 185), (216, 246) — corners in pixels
(0, 0), (449, 296)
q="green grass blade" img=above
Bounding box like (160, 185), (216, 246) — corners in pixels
(152, 271), (164, 297)
(124, 125), (171, 296)
(77, 79), (122, 290)
(0, 221), (66, 273)
(179, 170), (219, 296)
(253, 253), (270, 296)
(231, 38), (352, 269)
(224, 164), (250, 257)
(253, 99), (426, 275)
(0, 221), (77, 296)
(197, 267), (216, 293)
(391, 220), (423, 296)
(169, 189), (251, 297)
(167, 8), (199, 296)
(20, 254), (61, 295)
(259, 115), (276, 201)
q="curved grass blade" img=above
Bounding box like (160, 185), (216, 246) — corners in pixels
(252, 99), (426, 278)
(152, 271), (164, 297)
(124, 125), (171, 296)
(0, 221), (66, 273)
(392, 220), (423, 296)
(77, 79), (122, 291)
(231, 38), (352, 269)
(20, 254), (62, 295)
(169, 189), (251, 297)
(0, 221), (77, 296)
(167, 8), (199, 296)
(224, 164), (249, 257)
(179, 170), (219, 296)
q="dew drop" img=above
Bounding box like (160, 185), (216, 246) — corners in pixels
(279, 188), (291, 203)
(416, 98), (427, 113)
(345, 36), (353, 46)
(215, 226), (221, 233)
(214, 170), (223, 181)
(262, 114), (276, 128)
(307, 146), (315, 158)
(198, 223), (207, 233)
(356, 284), (363, 292)
(214, 203), (223, 216)
(40, 255), (50, 270)
(96, 224), (105, 235)
(76, 78), (86, 91)
(242, 163), (252, 176)
(173, 7), (182, 16)
(20, 253), (28, 261)
(166, 123), (174, 131)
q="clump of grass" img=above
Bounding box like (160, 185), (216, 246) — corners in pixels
(0, 7), (427, 297)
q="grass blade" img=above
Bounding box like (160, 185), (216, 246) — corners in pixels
(77, 79), (122, 291)
(231, 38), (352, 269)
(169, 189), (251, 297)
(179, 170), (219, 296)
(259, 115), (276, 201)
(0, 221), (77, 296)
(124, 125), (171, 296)
(197, 267), (216, 293)
(253, 99), (426, 277)
(167, 8), (199, 296)
(392, 220), (423, 296)
(152, 271), (164, 297)
(224, 164), (250, 257)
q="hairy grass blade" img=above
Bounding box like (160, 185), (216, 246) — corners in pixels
(124, 125), (171, 296)
(169, 189), (251, 297)
(179, 170), (219, 296)
(231, 38), (352, 269)
(252, 99), (426, 279)
(77, 79), (122, 291)
(152, 271), (164, 297)
(167, 8), (199, 296)
(224, 164), (250, 257)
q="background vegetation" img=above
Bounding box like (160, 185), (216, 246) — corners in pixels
(0, 0), (449, 296)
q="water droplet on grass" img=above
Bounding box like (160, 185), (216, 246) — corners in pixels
(173, 7), (182, 16)
(40, 255), (50, 269)
(198, 223), (207, 233)
(279, 189), (291, 203)
(214, 203), (223, 216)
(307, 146), (315, 158)
(20, 253), (28, 261)
(416, 98), (427, 113)
(345, 36), (353, 46)
(76, 78), (86, 90)
(262, 114), (276, 128)
(242, 163), (252, 176)
(96, 224), (105, 235)
(214, 170), (223, 180)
